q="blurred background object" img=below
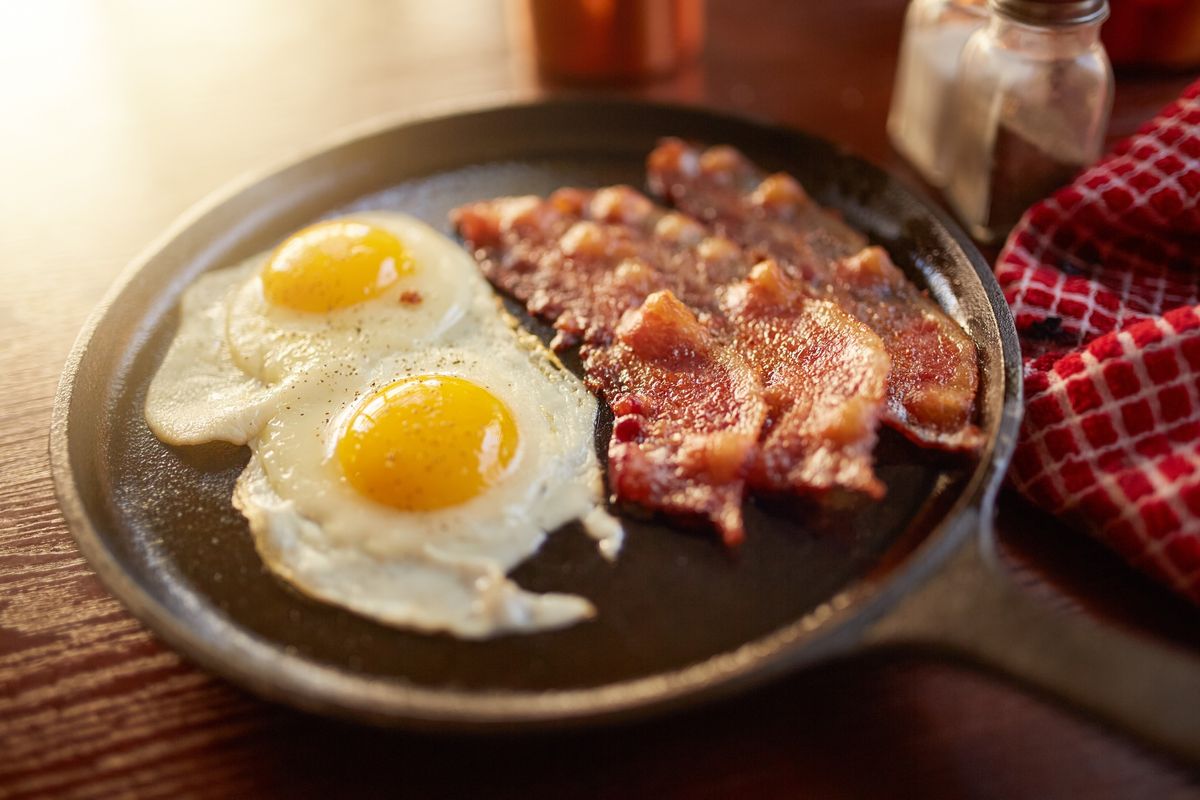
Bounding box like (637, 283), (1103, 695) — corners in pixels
(520, 0), (704, 83)
(1104, 0), (1200, 69)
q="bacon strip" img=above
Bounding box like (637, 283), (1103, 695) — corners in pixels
(723, 261), (889, 499)
(835, 247), (984, 452)
(584, 291), (766, 544)
(647, 138), (984, 452)
(453, 186), (744, 350)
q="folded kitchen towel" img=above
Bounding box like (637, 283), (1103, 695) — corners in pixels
(996, 78), (1200, 603)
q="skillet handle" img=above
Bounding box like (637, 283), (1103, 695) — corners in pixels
(865, 508), (1200, 765)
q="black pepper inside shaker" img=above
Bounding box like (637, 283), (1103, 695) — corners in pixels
(945, 0), (1114, 243)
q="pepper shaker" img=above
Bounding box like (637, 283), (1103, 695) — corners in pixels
(945, 0), (1114, 243)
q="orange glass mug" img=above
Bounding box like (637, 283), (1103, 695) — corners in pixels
(523, 0), (705, 82)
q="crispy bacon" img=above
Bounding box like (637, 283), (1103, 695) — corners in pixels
(834, 247), (984, 451)
(583, 291), (766, 545)
(452, 185), (891, 544)
(647, 138), (983, 452)
(723, 261), (889, 498)
(452, 186), (744, 349)
(647, 140), (868, 281)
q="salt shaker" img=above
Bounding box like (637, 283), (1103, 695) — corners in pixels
(945, 0), (1113, 243)
(888, 0), (988, 186)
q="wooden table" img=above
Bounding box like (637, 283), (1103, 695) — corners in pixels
(2, 2), (1198, 797)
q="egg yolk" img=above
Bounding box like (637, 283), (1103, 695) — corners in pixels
(262, 220), (411, 312)
(337, 375), (519, 511)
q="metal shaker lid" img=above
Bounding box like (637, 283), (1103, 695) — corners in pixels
(989, 0), (1109, 26)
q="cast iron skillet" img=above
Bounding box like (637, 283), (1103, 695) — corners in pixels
(51, 98), (1200, 762)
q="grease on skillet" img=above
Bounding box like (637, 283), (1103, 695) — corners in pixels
(107, 157), (970, 691)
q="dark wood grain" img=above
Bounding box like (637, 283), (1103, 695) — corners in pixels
(2, 1), (1198, 797)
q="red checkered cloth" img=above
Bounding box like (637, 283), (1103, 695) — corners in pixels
(996, 79), (1200, 603)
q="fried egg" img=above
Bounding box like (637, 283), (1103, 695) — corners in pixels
(145, 212), (621, 638)
(223, 214), (470, 385)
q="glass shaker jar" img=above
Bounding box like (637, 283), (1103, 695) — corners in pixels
(888, 0), (989, 186)
(945, 0), (1114, 243)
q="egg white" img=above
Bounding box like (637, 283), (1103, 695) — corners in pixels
(144, 264), (285, 446)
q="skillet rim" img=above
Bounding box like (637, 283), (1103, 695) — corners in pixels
(49, 94), (1023, 730)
